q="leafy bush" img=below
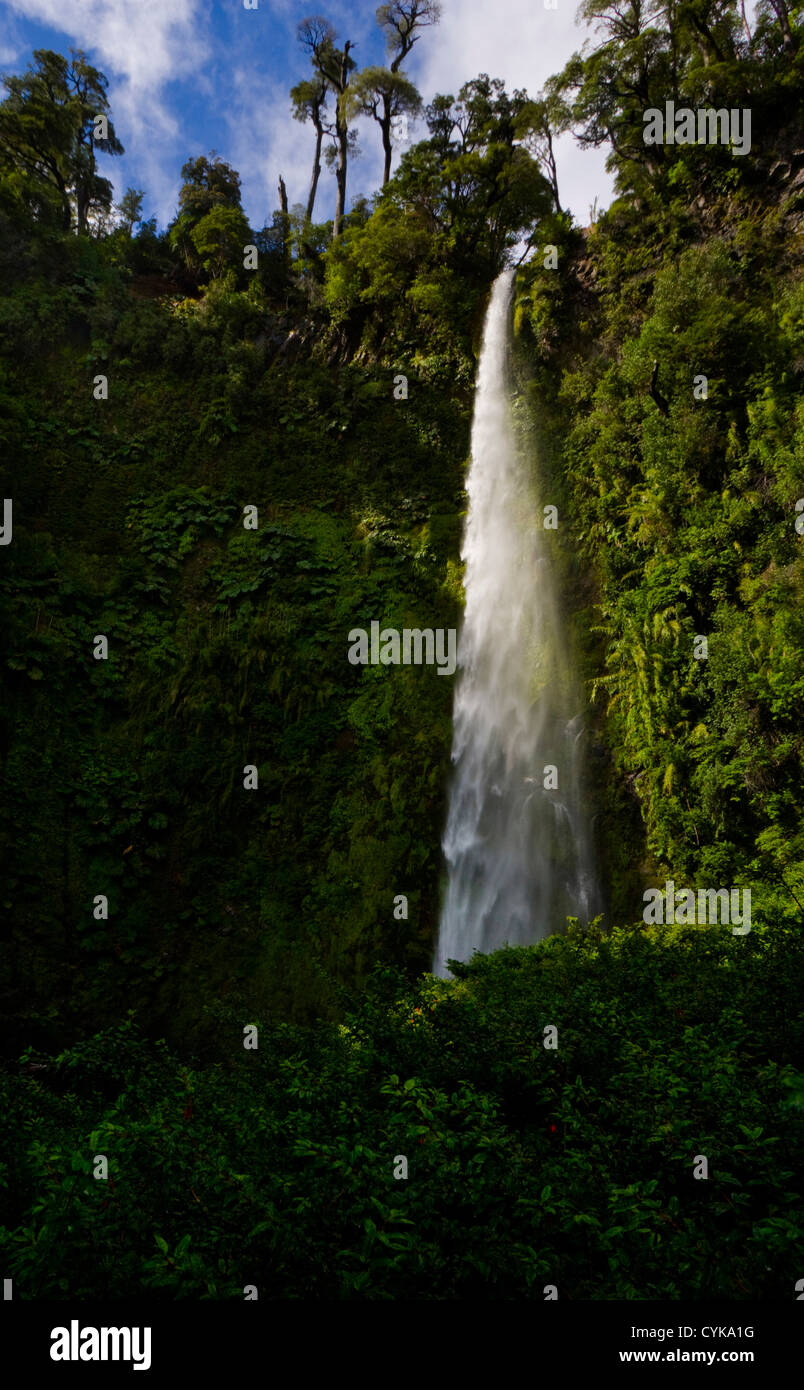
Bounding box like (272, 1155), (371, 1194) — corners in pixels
(0, 922), (800, 1299)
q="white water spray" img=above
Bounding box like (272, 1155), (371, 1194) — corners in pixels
(433, 269), (599, 977)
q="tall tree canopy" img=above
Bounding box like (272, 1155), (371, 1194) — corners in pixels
(550, 0), (801, 202)
(168, 153), (250, 280)
(325, 75), (552, 342)
(291, 75), (329, 220)
(376, 0), (442, 70)
(176, 153), (243, 219)
(297, 16), (357, 238)
(0, 48), (122, 233)
(344, 67), (423, 184)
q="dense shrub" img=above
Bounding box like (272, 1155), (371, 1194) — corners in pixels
(0, 921), (800, 1299)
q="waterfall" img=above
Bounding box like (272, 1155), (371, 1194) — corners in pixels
(433, 269), (600, 978)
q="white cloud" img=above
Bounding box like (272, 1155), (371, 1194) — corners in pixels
(226, 69), (319, 227)
(5, 0), (207, 90)
(0, 10), (26, 67)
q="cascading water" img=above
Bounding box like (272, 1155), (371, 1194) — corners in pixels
(433, 268), (599, 977)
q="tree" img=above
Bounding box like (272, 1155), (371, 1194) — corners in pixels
(325, 74), (552, 342)
(297, 17), (356, 238)
(254, 207), (296, 302)
(177, 153), (242, 219)
(549, 1), (673, 196)
(515, 91), (569, 215)
(189, 204), (252, 279)
(68, 50), (124, 232)
(414, 76), (553, 272)
(359, 1), (442, 184)
(116, 187), (144, 235)
(548, 0), (766, 203)
(344, 67), (422, 184)
(169, 153), (244, 272)
(761, 0), (796, 49)
(376, 1), (442, 71)
(0, 48), (122, 233)
(673, 0), (741, 71)
(291, 76), (329, 221)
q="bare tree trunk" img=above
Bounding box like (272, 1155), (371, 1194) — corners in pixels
(277, 174), (291, 270)
(381, 93), (393, 185)
(691, 15), (726, 65)
(307, 123), (323, 220)
(544, 125), (562, 215)
(54, 169), (72, 232)
(76, 189), (89, 234)
(333, 124), (348, 236)
(76, 129), (96, 234)
(649, 360), (669, 418)
(768, 0), (794, 49)
(332, 41), (353, 238)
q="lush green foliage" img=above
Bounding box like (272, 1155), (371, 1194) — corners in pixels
(513, 94), (804, 928)
(1, 921), (800, 1298)
(0, 49), (123, 234)
(0, 240), (468, 1043)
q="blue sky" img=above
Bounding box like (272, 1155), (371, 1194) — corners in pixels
(0, 0), (621, 230)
